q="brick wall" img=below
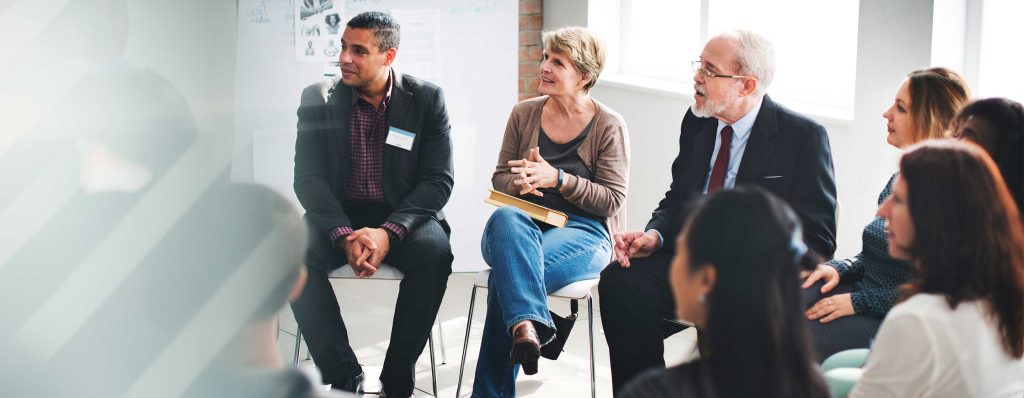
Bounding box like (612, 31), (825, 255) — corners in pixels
(519, 0), (543, 100)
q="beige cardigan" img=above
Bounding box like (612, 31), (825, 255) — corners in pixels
(491, 96), (630, 237)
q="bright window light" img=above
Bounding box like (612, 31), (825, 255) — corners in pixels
(706, 0), (859, 113)
(978, 0), (1024, 103)
(601, 0), (860, 114)
(620, 1), (701, 83)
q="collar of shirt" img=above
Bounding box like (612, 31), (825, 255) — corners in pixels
(351, 70), (393, 110)
(717, 97), (762, 143)
(702, 97), (764, 193)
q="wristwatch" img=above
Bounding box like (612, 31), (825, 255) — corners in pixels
(555, 169), (565, 190)
(385, 228), (400, 247)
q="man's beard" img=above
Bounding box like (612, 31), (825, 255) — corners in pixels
(691, 87), (734, 118)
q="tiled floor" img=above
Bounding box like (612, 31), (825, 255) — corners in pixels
(277, 272), (698, 397)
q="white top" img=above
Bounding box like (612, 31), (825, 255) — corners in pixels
(850, 293), (1024, 398)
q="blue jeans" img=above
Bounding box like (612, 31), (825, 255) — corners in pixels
(472, 206), (611, 398)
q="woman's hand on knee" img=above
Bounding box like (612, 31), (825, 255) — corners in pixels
(805, 293), (854, 323)
(801, 263), (840, 293)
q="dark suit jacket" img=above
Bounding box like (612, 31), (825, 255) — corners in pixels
(646, 95), (838, 259)
(293, 70), (454, 242)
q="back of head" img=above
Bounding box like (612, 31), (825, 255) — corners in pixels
(718, 30), (775, 96)
(346, 11), (401, 52)
(683, 186), (827, 398)
(2, 181), (308, 396)
(951, 97), (1024, 211)
(906, 67), (972, 142)
(214, 183), (307, 321)
(899, 139), (1024, 357)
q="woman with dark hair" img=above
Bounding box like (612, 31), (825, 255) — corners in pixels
(801, 67), (971, 361)
(621, 186), (828, 398)
(951, 97), (1024, 212)
(852, 140), (1024, 397)
(325, 13), (341, 35)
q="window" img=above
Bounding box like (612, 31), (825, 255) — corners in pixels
(620, 1), (702, 84)
(933, 0), (1024, 104)
(593, 0), (860, 115)
(977, 0), (1024, 103)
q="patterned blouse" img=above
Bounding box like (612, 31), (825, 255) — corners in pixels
(828, 173), (916, 317)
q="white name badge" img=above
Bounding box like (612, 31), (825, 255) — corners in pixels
(385, 126), (416, 151)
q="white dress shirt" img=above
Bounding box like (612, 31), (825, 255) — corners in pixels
(701, 99), (762, 193)
(851, 293), (1024, 398)
(650, 101), (764, 248)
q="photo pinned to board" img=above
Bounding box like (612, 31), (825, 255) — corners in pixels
(295, 0), (341, 62)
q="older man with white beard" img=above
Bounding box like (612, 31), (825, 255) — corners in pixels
(597, 30), (838, 395)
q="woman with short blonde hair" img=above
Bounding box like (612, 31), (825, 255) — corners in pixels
(471, 26), (629, 398)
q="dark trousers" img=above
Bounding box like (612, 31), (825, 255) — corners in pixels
(598, 251), (687, 396)
(290, 204), (453, 396)
(802, 281), (883, 362)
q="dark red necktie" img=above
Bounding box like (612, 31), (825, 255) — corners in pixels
(707, 125), (734, 194)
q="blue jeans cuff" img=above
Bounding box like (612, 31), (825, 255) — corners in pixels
(506, 314), (558, 346)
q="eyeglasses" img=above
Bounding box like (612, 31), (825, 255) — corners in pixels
(692, 60), (752, 80)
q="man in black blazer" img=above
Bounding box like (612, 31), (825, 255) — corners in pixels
(599, 30), (837, 394)
(291, 12), (454, 397)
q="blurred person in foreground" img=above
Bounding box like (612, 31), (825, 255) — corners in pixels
(620, 186), (828, 398)
(2, 182), (355, 398)
(852, 140), (1024, 397)
(951, 97), (1024, 213)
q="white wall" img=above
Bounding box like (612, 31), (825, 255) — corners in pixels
(1, 0), (238, 155)
(544, 0), (589, 28)
(122, 0), (238, 137)
(547, 0), (937, 259)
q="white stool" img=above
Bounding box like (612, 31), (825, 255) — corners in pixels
(455, 269), (599, 398)
(291, 263), (446, 397)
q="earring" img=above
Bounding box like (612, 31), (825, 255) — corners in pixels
(697, 294), (706, 304)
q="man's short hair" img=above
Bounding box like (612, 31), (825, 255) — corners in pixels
(346, 11), (401, 52)
(720, 30), (775, 96)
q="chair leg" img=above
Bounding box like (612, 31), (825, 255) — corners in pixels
(428, 333), (438, 397)
(437, 318), (448, 365)
(588, 296), (596, 398)
(293, 327), (302, 368)
(456, 286), (478, 398)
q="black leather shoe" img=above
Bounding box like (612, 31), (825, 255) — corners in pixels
(330, 371), (364, 393)
(511, 322), (541, 375)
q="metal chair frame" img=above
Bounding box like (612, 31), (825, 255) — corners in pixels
(289, 264), (446, 397)
(455, 270), (598, 398)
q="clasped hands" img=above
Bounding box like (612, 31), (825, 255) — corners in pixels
(340, 227), (390, 278)
(508, 147), (559, 196)
(611, 230), (662, 268)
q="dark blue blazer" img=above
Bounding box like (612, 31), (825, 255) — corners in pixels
(293, 70), (454, 240)
(645, 95), (838, 259)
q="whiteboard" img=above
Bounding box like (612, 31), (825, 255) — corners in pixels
(234, 0), (517, 272)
